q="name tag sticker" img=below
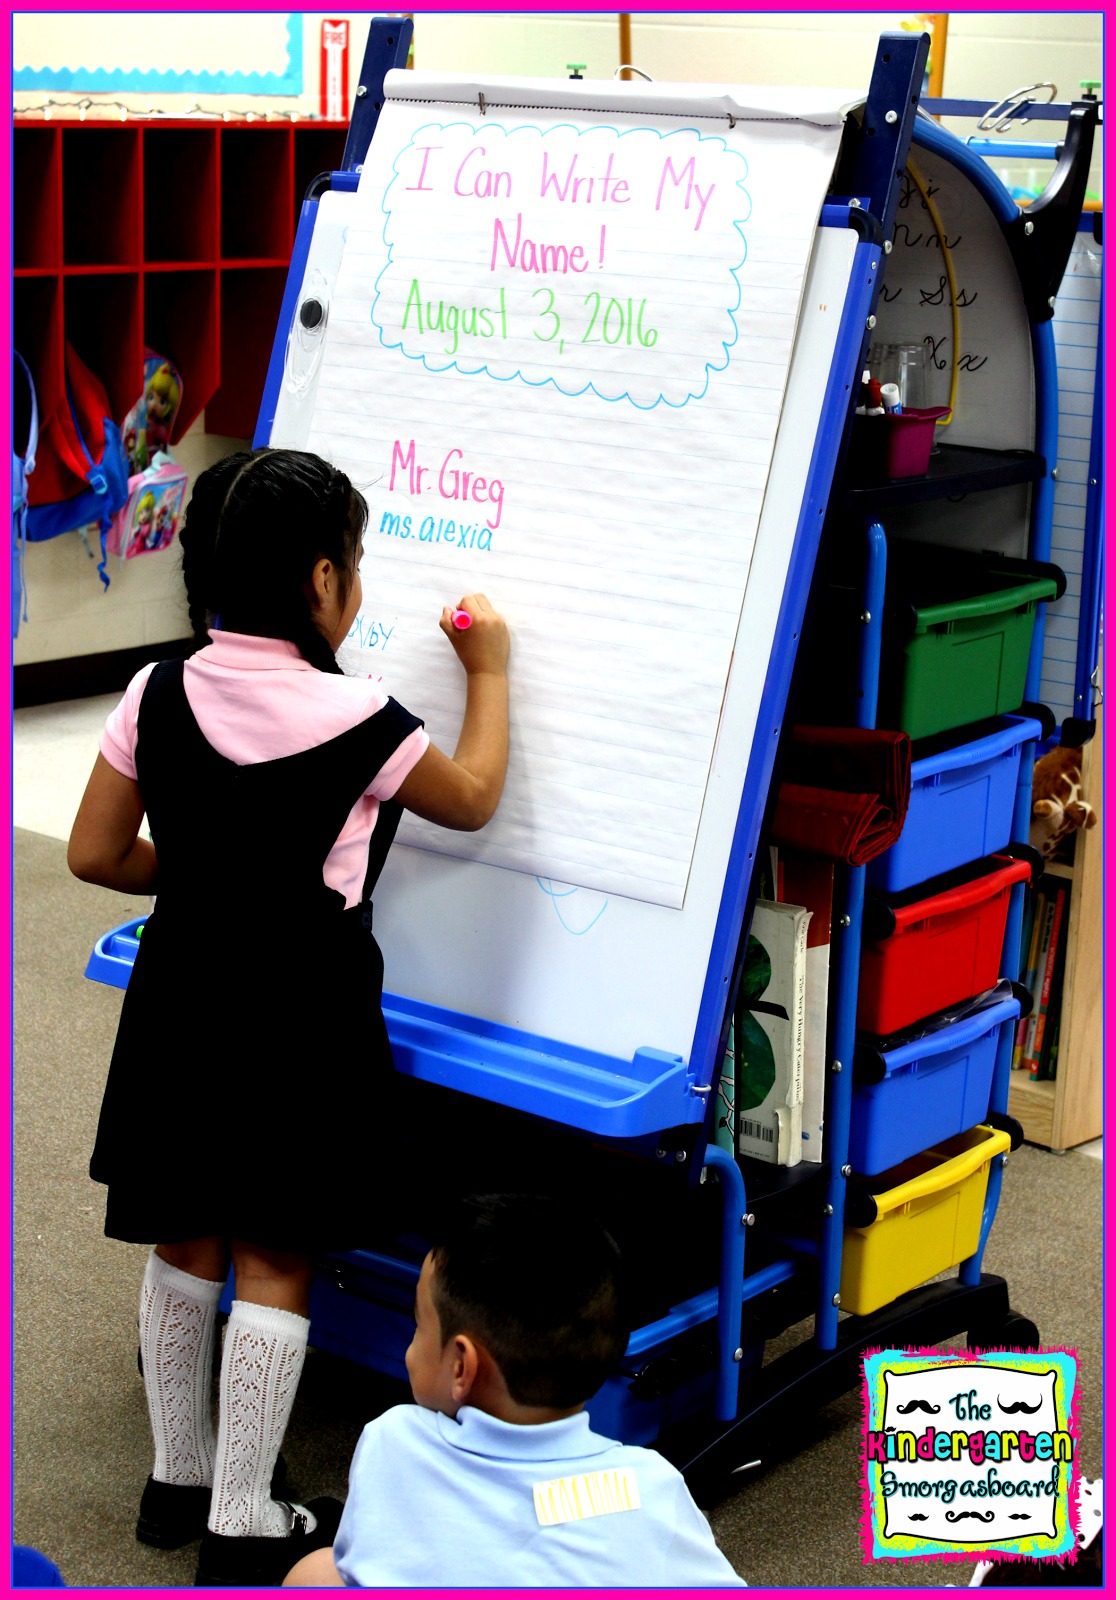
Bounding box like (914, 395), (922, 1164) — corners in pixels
(533, 1467), (641, 1526)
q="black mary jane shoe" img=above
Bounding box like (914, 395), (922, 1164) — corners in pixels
(136, 1478), (213, 1549)
(135, 1455), (292, 1549)
(194, 1497), (343, 1588)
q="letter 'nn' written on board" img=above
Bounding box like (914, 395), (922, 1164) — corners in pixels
(306, 95), (842, 908)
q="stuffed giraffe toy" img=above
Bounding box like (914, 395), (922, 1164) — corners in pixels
(1030, 745), (1097, 862)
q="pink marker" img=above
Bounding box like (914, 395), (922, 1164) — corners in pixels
(451, 608), (472, 630)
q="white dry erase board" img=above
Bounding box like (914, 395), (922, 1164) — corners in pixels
(1042, 228), (1102, 724)
(270, 70), (857, 1067)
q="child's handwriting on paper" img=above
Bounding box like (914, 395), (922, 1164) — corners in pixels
(345, 615), (395, 651)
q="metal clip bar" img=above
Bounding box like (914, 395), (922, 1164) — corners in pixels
(978, 82), (1058, 133)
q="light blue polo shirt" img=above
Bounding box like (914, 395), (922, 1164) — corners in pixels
(333, 1403), (746, 1587)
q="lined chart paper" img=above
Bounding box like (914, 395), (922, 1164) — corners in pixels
(1041, 229), (1102, 725)
(307, 81), (844, 906)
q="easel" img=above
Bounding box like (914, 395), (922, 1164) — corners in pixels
(88, 23), (1097, 1487)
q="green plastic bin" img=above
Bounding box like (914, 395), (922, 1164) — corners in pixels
(879, 545), (1063, 740)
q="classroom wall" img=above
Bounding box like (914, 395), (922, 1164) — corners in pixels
(12, 14), (385, 118)
(12, 11), (1103, 673)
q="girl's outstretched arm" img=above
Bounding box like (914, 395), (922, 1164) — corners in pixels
(394, 592), (509, 833)
(68, 754), (158, 895)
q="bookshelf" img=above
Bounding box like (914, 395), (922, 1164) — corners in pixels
(13, 118), (350, 444)
(1007, 703), (1103, 1151)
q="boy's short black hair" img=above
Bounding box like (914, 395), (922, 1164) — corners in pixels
(428, 1193), (630, 1410)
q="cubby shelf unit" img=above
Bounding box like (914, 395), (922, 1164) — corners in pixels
(14, 119), (350, 442)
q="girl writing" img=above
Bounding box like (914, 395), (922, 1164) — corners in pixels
(67, 447), (510, 1587)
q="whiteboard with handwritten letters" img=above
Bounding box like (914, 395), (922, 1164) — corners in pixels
(271, 71), (856, 1063)
(1042, 230), (1102, 723)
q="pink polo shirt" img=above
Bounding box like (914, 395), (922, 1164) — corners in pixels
(101, 631), (429, 907)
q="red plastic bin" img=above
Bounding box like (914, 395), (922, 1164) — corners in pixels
(857, 854), (1032, 1036)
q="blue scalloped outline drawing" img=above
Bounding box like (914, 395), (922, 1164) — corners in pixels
(536, 878), (609, 936)
(372, 121), (751, 412)
(14, 15), (302, 96)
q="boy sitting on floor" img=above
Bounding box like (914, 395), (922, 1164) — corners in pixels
(284, 1193), (745, 1588)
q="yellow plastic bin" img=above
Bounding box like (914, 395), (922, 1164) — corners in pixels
(840, 1124), (1011, 1316)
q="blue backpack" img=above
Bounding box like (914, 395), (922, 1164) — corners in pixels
(13, 351), (38, 637)
(25, 342), (131, 590)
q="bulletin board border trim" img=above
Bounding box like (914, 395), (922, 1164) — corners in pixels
(13, 14), (303, 97)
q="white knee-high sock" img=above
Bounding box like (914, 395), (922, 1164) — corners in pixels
(208, 1299), (310, 1538)
(138, 1250), (223, 1487)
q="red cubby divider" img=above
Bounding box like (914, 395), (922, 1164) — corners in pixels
(220, 127), (293, 262)
(14, 275), (65, 412)
(143, 268), (221, 439)
(63, 273), (144, 424)
(207, 267), (289, 438)
(144, 128), (219, 264)
(292, 126), (349, 216)
(14, 127), (61, 270)
(15, 119), (351, 441)
(61, 126), (142, 268)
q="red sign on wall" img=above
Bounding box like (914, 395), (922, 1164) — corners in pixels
(320, 20), (350, 121)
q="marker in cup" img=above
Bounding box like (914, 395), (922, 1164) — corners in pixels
(880, 382), (903, 415)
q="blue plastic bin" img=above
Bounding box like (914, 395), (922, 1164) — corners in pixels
(250, 1247), (762, 1448)
(849, 992), (1021, 1176)
(867, 714), (1042, 893)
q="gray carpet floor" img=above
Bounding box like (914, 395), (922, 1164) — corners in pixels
(13, 825), (1104, 1588)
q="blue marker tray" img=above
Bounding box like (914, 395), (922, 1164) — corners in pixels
(84, 920), (710, 1138)
(84, 917), (146, 988)
(383, 991), (709, 1140)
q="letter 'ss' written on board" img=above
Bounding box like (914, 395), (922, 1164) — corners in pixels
(370, 122), (753, 409)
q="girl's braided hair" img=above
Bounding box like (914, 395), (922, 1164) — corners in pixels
(179, 448), (367, 674)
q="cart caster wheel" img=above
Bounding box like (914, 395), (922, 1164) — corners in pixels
(968, 1311), (1040, 1352)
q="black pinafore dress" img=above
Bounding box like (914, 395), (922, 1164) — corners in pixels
(89, 659), (423, 1252)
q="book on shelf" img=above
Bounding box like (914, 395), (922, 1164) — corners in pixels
(713, 1013), (736, 1155)
(781, 852), (833, 1165)
(1032, 878), (1069, 1080)
(735, 899), (811, 1166)
(1045, 1008), (1062, 1082)
(1013, 887), (1048, 1071)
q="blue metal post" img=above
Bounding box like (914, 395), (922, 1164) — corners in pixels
(815, 522), (887, 1348)
(1025, 318), (1060, 698)
(850, 33), (931, 244)
(341, 17), (414, 172)
(959, 1015), (1015, 1284)
(1074, 301), (1104, 725)
(703, 1144), (748, 1421)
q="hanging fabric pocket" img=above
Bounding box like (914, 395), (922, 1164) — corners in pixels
(13, 351), (39, 637)
(25, 341), (131, 589)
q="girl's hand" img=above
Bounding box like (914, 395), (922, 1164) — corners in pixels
(394, 594), (510, 831)
(439, 593), (510, 677)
